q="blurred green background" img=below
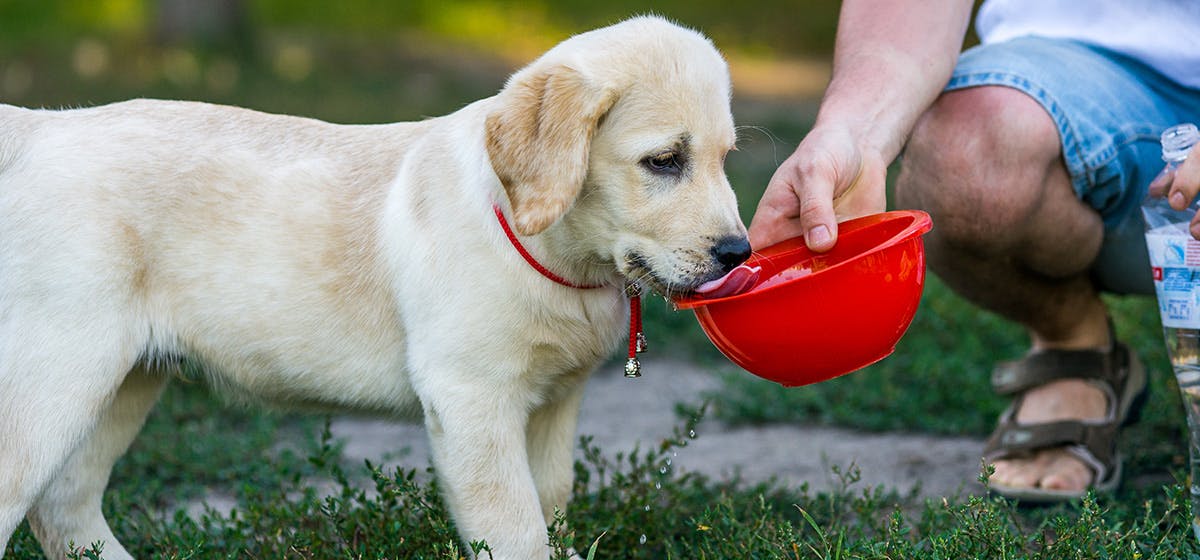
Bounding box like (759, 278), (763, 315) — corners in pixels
(0, 0), (840, 120)
(0, 0), (845, 243)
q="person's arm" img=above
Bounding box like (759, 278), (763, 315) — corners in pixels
(749, 0), (975, 251)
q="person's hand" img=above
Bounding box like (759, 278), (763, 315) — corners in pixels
(748, 125), (889, 252)
(1149, 143), (1200, 239)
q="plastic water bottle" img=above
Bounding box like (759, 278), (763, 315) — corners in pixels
(1141, 122), (1200, 540)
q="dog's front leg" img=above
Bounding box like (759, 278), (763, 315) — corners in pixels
(423, 391), (548, 560)
(526, 377), (586, 526)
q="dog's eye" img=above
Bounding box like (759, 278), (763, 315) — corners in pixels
(641, 151), (682, 175)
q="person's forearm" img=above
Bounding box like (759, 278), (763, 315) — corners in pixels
(816, 0), (974, 162)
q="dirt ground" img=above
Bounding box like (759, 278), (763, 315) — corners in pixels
(328, 356), (989, 501)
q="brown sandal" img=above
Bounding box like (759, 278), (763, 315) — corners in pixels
(983, 337), (1147, 503)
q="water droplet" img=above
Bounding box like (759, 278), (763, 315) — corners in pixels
(665, 457), (672, 466)
(654, 481), (661, 489)
(659, 466), (668, 474)
(688, 429), (696, 438)
(644, 504), (651, 511)
(639, 534), (647, 545)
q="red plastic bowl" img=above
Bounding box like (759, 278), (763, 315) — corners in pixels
(675, 210), (933, 387)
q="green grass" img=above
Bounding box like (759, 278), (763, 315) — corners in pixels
(10, 404), (1200, 559)
(4, 22), (1200, 559)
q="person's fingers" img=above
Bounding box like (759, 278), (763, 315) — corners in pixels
(1173, 151), (1200, 210)
(1175, 149), (1200, 239)
(794, 156), (841, 252)
(747, 196), (804, 251)
(1148, 165), (1173, 198)
(748, 166), (803, 249)
(1189, 210), (1200, 240)
(748, 151), (840, 252)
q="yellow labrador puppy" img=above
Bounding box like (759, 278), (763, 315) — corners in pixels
(0, 16), (748, 560)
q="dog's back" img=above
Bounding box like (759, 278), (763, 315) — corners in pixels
(0, 100), (428, 412)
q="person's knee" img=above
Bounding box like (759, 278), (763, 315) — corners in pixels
(897, 86), (1063, 254)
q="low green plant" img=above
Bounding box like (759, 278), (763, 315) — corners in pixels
(8, 395), (1200, 559)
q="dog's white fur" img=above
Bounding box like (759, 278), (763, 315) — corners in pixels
(0, 16), (746, 559)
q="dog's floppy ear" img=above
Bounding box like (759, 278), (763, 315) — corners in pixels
(486, 64), (618, 235)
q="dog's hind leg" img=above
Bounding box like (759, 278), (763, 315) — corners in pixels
(26, 366), (165, 560)
(0, 310), (145, 559)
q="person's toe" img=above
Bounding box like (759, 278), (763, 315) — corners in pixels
(991, 451), (1094, 492)
(990, 457), (1041, 488)
(1037, 452), (1093, 491)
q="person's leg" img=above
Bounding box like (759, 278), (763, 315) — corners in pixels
(894, 35), (1200, 496)
(895, 85), (1111, 492)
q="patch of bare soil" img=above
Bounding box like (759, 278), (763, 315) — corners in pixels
(327, 357), (989, 501)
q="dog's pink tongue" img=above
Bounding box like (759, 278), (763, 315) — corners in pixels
(694, 264), (761, 298)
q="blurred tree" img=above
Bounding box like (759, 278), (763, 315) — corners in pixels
(154, 0), (253, 51)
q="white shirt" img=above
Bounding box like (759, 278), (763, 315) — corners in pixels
(976, 0), (1200, 89)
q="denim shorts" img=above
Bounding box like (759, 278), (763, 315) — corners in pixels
(946, 36), (1200, 295)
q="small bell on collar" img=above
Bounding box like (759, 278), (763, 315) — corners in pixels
(624, 281), (645, 378)
(624, 356), (642, 378)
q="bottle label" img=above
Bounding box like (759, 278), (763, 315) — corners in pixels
(1146, 230), (1200, 328)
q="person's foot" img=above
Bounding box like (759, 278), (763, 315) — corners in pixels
(988, 378), (1110, 491)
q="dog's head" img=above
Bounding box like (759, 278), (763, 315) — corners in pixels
(486, 16), (748, 298)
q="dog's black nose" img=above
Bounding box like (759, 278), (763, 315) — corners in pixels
(711, 236), (752, 273)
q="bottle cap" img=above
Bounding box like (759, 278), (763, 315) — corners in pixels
(1162, 123), (1200, 163)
